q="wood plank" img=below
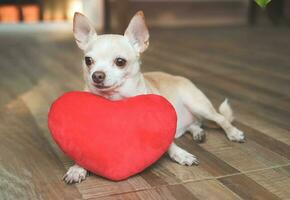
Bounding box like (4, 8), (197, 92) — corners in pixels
(91, 180), (241, 200)
(198, 131), (289, 171)
(245, 167), (290, 199)
(167, 184), (199, 200)
(92, 192), (142, 200)
(183, 180), (242, 200)
(219, 174), (280, 200)
(157, 27), (290, 74)
(76, 175), (151, 199)
(0, 98), (81, 199)
(140, 167), (168, 187)
(235, 122), (290, 159)
(90, 184), (187, 200)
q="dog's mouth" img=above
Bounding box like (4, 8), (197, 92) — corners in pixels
(93, 83), (118, 91)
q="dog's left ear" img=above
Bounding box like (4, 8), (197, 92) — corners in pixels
(124, 11), (149, 53)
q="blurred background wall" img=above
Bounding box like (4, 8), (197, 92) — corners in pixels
(0, 0), (290, 32)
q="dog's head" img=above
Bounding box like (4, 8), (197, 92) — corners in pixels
(73, 11), (149, 94)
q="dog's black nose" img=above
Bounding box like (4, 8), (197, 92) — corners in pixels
(92, 71), (106, 84)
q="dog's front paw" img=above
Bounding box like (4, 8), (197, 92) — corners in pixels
(170, 149), (199, 166)
(227, 127), (245, 143)
(63, 165), (87, 184)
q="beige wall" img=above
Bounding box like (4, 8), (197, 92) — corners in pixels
(82, 0), (104, 30)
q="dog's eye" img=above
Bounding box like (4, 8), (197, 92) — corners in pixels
(115, 57), (127, 67)
(85, 56), (94, 66)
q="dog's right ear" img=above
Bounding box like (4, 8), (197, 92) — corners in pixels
(73, 12), (97, 50)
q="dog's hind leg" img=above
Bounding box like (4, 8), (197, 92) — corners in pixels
(187, 122), (206, 143)
(179, 79), (245, 142)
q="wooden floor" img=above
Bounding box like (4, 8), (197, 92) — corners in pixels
(0, 25), (290, 200)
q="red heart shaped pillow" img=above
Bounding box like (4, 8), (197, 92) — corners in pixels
(48, 91), (176, 181)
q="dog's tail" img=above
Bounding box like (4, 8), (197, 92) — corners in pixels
(203, 98), (234, 128)
(218, 98), (234, 123)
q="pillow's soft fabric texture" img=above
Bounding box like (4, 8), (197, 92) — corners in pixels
(48, 91), (177, 181)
